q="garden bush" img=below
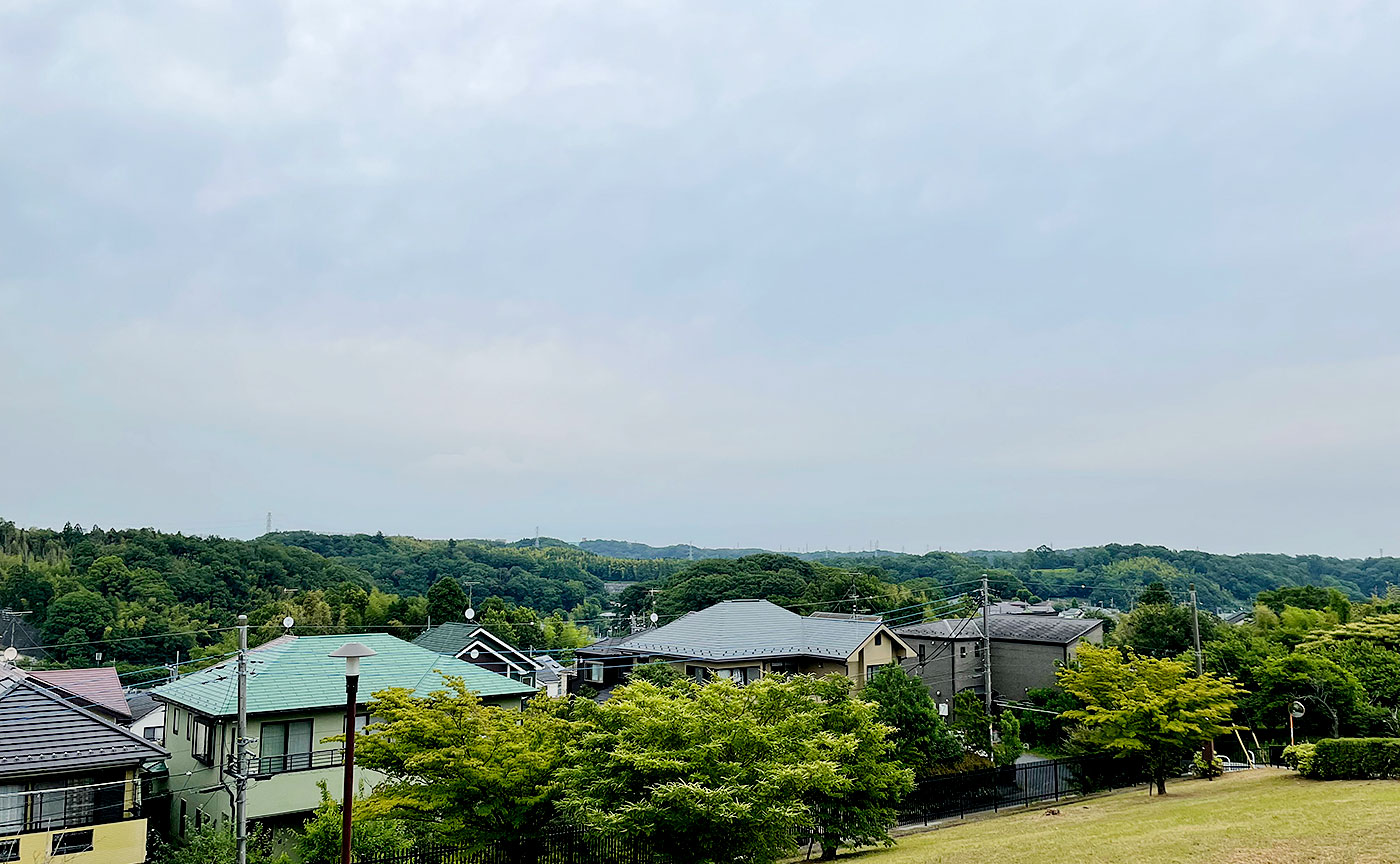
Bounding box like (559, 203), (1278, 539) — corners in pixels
(1290, 738), (1400, 780)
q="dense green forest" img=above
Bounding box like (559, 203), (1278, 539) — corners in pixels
(4, 517), (1399, 685)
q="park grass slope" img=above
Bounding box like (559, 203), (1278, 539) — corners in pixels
(854, 769), (1400, 864)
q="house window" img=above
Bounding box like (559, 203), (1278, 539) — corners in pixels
(585, 662), (604, 683)
(875, 633), (883, 646)
(959, 645), (967, 658)
(191, 717), (215, 766)
(865, 664), (886, 682)
(713, 666), (760, 685)
(974, 642), (983, 658)
(52, 830), (94, 856)
(143, 725), (164, 743)
(344, 713), (378, 736)
(0, 838), (17, 862)
(917, 643), (926, 663)
(260, 719), (315, 773)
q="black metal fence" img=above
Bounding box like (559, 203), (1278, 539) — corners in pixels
(358, 825), (657, 864)
(898, 755), (1148, 824)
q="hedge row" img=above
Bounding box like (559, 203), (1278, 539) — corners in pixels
(1282, 738), (1400, 780)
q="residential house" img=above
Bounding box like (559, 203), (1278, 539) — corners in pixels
(894, 614), (1104, 703)
(0, 670), (167, 863)
(151, 632), (537, 834)
(0, 612), (46, 663)
(125, 691), (166, 745)
(571, 599), (910, 692)
(29, 667), (133, 726)
(891, 618), (984, 708)
(985, 600), (1058, 616)
(412, 623), (570, 697)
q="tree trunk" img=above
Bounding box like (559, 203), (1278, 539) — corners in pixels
(1155, 772), (1167, 796)
(820, 835), (839, 861)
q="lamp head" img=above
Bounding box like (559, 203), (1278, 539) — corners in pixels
(329, 642), (377, 677)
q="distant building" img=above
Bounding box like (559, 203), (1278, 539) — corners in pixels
(571, 599), (910, 694)
(894, 614), (1104, 702)
(413, 623), (570, 697)
(0, 669), (167, 863)
(0, 611), (47, 662)
(125, 690), (166, 744)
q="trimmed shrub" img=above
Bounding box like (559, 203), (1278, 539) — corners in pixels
(1292, 738), (1400, 780)
(1281, 743), (1315, 775)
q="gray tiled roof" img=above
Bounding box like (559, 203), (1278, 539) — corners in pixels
(898, 615), (1101, 645)
(608, 600), (887, 661)
(0, 677), (168, 777)
(895, 619), (983, 640)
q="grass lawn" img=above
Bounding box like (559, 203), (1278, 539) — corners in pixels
(849, 769), (1400, 864)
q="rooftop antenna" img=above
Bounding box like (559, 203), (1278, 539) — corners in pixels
(2, 647), (16, 666)
(463, 581), (479, 621)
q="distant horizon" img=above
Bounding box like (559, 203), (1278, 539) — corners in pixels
(7, 514), (1396, 563)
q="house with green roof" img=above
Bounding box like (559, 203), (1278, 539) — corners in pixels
(151, 632), (536, 835)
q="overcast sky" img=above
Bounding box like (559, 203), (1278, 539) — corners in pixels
(3, 2), (1398, 557)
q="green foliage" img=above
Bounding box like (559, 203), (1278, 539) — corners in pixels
(950, 690), (992, 760)
(1281, 743), (1316, 774)
(1191, 751), (1223, 779)
(1114, 602), (1219, 658)
(1136, 580), (1175, 607)
(1258, 586), (1352, 622)
(634, 554), (922, 622)
(297, 782), (414, 863)
(860, 665), (961, 778)
(352, 679), (567, 848)
(1295, 738), (1400, 780)
(1058, 643), (1238, 794)
(425, 576), (469, 626)
(43, 588), (114, 662)
(993, 711), (1024, 766)
(1252, 653), (1362, 739)
(146, 824), (289, 864)
(628, 659), (683, 686)
(1016, 687), (1083, 753)
(556, 675), (911, 864)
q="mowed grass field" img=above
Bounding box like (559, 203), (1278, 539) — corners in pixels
(851, 769), (1400, 864)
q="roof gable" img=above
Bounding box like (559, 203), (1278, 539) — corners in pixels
(611, 600), (890, 661)
(30, 667), (132, 719)
(152, 632), (538, 717)
(0, 678), (167, 777)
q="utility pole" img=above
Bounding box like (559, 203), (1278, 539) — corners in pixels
(235, 615), (249, 864)
(1189, 584), (1215, 765)
(981, 575), (992, 711)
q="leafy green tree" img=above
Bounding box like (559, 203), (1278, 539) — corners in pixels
(797, 675), (914, 860)
(425, 576), (470, 626)
(297, 782), (414, 863)
(1252, 653), (1362, 738)
(993, 711), (1023, 765)
(628, 659), (683, 686)
(43, 589), (113, 661)
(557, 675), (910, 864)
(0, 562), (53, 617)
(1136, 580), (1174, 607)
(1058, 643), (1238, 795)
(352, 678), (566, 848)
(85, 555), (132, 598)
(950, 689), (992, 760)
(1115, 603), (1218, 658)
(146, 824), (288, 864)
(1017, 687), (1082, 753)
(860, 665), (960, 778)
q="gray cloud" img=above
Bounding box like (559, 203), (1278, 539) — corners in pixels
(2, 1), (1398, 555)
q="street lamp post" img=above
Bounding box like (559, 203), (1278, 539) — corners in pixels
(329, 642), (376, 864)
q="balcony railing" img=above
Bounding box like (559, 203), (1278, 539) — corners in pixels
(0, 777), (142, 837)
(232, 748), (345, 778)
